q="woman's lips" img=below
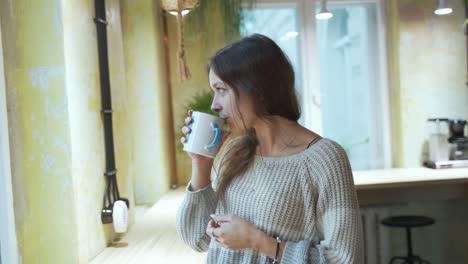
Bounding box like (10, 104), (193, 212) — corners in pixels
(221, 118), (233, 133)
(222, 117), (231, 127)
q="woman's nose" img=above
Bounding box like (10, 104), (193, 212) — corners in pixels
(211, 101), (221, 113)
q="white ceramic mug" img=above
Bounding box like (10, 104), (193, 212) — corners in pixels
(183, 111), (224, 158)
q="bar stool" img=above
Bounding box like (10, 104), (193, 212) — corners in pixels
(381, 215), (435, 264)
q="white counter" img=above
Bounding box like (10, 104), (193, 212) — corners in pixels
(353, 167), (468, 190)
(353, 167), (468, 205)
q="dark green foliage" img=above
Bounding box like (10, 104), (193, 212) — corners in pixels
(185, 0), (254, 42)
(185, 90), (217, 116)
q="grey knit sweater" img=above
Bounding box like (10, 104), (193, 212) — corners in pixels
(176, 138), (363, 263)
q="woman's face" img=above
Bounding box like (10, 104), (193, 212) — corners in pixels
(209, 69), (256, 134)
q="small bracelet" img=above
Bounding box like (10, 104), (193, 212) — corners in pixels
(270, 236), (282, 264)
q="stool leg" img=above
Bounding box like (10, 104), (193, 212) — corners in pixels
(406, 227), (413, 258)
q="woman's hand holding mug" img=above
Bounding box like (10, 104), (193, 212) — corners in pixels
(181, 110), (228, 171)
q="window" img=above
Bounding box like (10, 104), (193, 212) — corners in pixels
(241, 0), (391, 170)
(241, 3), (304, 124)
(315, 2), (391, 170)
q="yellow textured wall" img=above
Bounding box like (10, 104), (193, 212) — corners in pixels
(120, 0), (173, 204)
(62, 1), (107, 261)
(62, 0), (135, 261)
(0, 0), (79, 262)
(167, 1), (229, 185)
(388, 0), (468, 167)
(1, 0), (137, 262)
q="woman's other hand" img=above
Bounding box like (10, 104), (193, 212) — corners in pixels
(207, 214), (262, 250)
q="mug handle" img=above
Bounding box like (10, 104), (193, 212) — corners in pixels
(205, 122), (223, 150)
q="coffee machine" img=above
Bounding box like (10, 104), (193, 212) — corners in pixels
(425, 118), (468, 169)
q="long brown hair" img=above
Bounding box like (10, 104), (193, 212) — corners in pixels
(208, 34), (300, 202)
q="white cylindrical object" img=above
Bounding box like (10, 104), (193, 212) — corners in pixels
(183, 111), (224, 158)
(429, 134), (449, 161)
(112, 200), (128, 233)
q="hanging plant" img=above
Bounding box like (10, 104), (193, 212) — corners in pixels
(184, 0), (255, 42)
(160, 0), (201, 81)
(160, 0), (255, 81)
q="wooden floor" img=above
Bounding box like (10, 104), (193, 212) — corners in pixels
(91, 187), (207, 264)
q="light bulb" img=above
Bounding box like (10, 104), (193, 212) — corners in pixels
(434, 0), (453, 15)
(168, 9), (191, 16)
(316, 12), (333, 20)
(434, 8), (452, 15)
(316, 0), (333, 20)
(285, 31), (299, 37)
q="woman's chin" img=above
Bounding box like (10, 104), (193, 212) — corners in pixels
(228, 126), (242, 136)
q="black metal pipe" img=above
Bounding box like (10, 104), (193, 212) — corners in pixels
(94, 0), (116, 173)
(94, 0), (130, 216)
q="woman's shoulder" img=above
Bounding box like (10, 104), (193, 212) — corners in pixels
(303, 138), (352, 176)
(307, 137), (347, 157)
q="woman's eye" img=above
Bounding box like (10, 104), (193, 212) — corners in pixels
(216, 87), (226, 93)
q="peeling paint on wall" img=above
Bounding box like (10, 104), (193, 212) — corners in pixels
(1, 0), (78, 262)
(29, 66), (64, 92)
(54, 0), (62, 33)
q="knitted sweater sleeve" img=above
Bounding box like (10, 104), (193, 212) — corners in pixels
(281, 141), (363, 263)
(175, 182), (218, 252)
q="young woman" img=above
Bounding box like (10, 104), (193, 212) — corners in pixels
(177, 34), (363, 263)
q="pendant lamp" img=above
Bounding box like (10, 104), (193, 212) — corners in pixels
(161, 0), (200, 81)
(316, 0), (333, 20)
(434, 0), (452, 15)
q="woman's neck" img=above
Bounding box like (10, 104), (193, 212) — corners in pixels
(253, 116), (302, 156)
